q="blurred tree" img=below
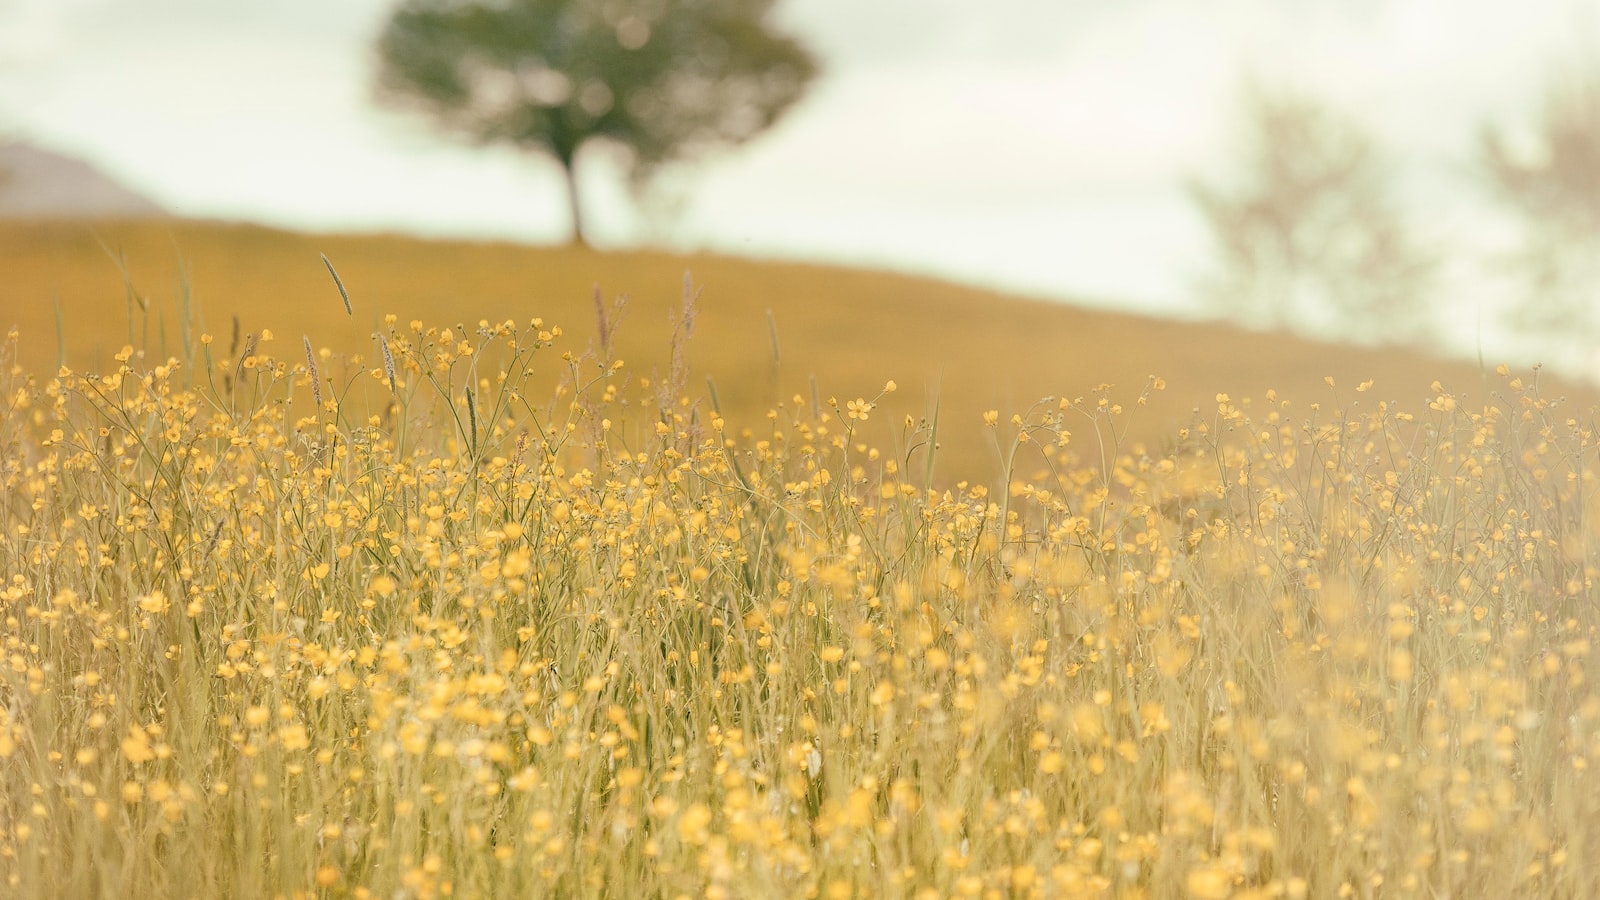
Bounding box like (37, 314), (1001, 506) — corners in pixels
(374, 0), (817, 246)
(1189, 85), (1436, 345)
(1482, 66), (1600, 355)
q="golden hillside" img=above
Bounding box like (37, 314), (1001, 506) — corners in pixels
(0, 219), (1557, 478)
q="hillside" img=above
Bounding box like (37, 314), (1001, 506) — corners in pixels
(0, 142), (167, 219)
(0, 218), (1570, 479)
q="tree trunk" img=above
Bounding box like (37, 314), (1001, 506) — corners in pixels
(560, 154), (587, 248)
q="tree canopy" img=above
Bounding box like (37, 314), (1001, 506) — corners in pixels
(374, 0), (817, 245)
(1482, 65), (1600, 356)
(1189, 85), (1435, 345)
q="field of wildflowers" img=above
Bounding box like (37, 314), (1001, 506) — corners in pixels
(3, 269), (1600, 898)
(1, 219), (1524, 479)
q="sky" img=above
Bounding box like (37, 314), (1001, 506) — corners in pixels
(2, 0), (1598, 363)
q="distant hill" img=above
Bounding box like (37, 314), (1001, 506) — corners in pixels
(0, 142), (166, 219)
(3, 219), (1589, 479)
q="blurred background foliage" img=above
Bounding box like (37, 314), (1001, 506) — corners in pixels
(375, 0), (816, 245)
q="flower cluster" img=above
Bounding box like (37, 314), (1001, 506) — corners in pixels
(0, 321), (1597, 898)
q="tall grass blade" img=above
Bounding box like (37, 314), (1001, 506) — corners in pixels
(53, 298), (66, 371)
(321, 253), (353, 316)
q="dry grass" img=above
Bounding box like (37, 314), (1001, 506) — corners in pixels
(0, 218), (1564, 481)
(1, 270), (1599, 897)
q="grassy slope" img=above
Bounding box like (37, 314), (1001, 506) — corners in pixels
(0, 218), (1567, 477)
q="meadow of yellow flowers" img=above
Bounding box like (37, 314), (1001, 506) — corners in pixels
(0, 219), (1527, 480)
(3, 256), (1600, 898)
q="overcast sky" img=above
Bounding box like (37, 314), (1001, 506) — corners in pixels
(2, 0), (1598, 358)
